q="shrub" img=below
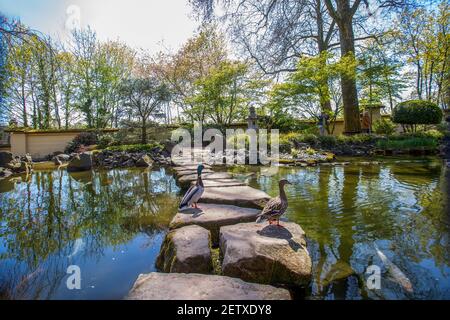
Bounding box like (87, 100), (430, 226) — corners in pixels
(299, 133), (318, 145)
(376, 137), (438, 150)
(373, 118), (396, 135)
(335, 134), (374, 145)
(105, 143), (163, 153)
(318, 135), (337, 147)
(421, 129), (444, 140)
(65, 132), (98, 154)
(392, 100), (443, 131)
(97, 134), (115, 149)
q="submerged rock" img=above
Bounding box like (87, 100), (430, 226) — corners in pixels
(170, 203), (261, 246)
(135, 154), (153, 167)
(67, 152), (92, 172)
(0, 167), (13, 179)
(219, 222), (312, 287)
(126, 273), (292, 300)
(156, 225), (212, 274)
(53, 154), (70, 165)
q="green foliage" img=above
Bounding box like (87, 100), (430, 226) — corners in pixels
(105, 143), (163, 153)
(185, 60), (263, 125)
(358, 39), (407, 109)
(376, 136), (438, 150)
(373, 118), (397, 135)
(318, 135), (337, 147)
(421, 129), (444, 139)
(335, 134), (375, 145)
(65, 132), (98, 153)
(392, 100), (443, 129)
(97, 134), (115, 149)
(376, 130), (443, 150)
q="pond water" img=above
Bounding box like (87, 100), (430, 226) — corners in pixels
(0, 158), (449, 300)
(230, 157), (450, 300)
(0, 167), (180, 299)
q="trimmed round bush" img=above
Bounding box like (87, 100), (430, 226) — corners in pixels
(392, 100), (443, 125)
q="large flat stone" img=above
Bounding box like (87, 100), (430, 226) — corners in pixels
(174, 168), (214, 176)
(178, 172), (232, 183)
(156, 225), (212, 274)
(170, 204), (261, 246)
(173, 165), (211, 171)
(189, 178), (246, 188)
(200, 186), (270, 209)
(126, 273), (292, 300)
(219, 222), (312, 287)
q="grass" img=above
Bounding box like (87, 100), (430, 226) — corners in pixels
(211, 247), (222, 275)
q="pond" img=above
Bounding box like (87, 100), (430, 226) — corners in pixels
(0, 158), (449, 300)
(230, 157), (450, 299)
(0, 167), (180, 299)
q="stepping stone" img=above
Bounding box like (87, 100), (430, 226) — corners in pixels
(170, 204), (261, 246)
(173, 165), (211, 171)
(174, 168), (214, 176)
(126, 273), (292, 300)
(200, 186), (270, 209)
(219, 222), (312, 287)
(156, 225), (212, 274)
(189, 178), (246, 188)
(178, 172), (232, 183)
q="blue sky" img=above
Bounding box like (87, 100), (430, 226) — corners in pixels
(0, 0), (200, 53)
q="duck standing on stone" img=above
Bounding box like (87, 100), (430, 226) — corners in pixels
(179, 164), (205, 210)
(256, 179), (291, 226)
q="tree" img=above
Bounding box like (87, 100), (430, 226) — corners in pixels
(186, 60), (263, 125)
(267, 51), (356, 133)
(70, 28), (135, 128)
(189, 0), (339, 117)
(71, 27), (98, 128)
(4, 39), (33, 127)
(397, 2), (449, 108)
(119, 77), (170, 144)
(153, 24), (228, 123)
(358, 38), (407, 111)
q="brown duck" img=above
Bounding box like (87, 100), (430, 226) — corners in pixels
(256, 179), (291, 226)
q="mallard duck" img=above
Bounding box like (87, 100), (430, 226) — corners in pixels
(256, 179), (291, 226)
(179, 164), (205, 210)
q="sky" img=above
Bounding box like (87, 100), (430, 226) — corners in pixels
(0, 0), (200, 53)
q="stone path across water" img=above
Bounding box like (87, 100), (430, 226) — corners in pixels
(126, 273), (291, 300)
(170, 203), (261, 245)
(128, 150), (312, 300)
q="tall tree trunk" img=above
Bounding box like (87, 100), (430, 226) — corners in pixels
(338, 19), (360, 133)
(141, 117), (147, 144)
(21, 82), (28, 127)
(325, 0), (361, 134)
(316, 0), (333, 115)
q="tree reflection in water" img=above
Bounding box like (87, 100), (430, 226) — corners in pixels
(237, 158), (450, 300)
(0, 167), (180, 299)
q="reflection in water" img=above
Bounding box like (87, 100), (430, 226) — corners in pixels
(0, 167), (180, 299)
(0, 159), (449, 300)
(231, 158), (450, 300)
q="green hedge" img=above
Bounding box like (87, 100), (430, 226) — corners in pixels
(392, 100), (442, 125)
